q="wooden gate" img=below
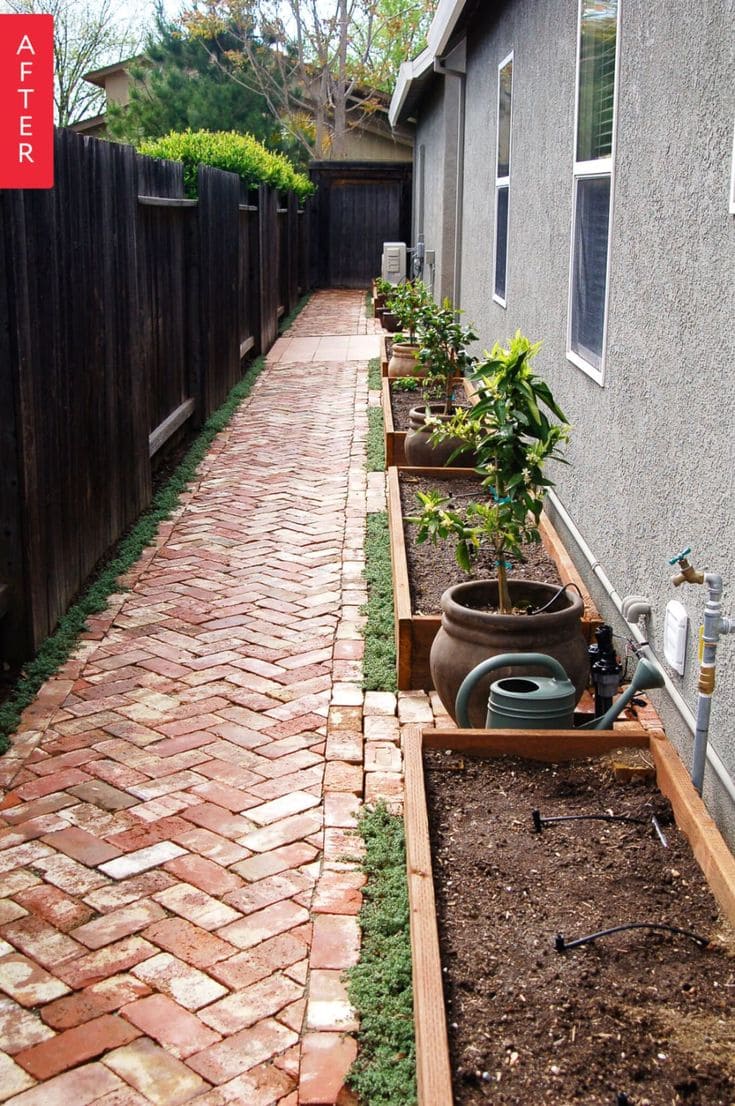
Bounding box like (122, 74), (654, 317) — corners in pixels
(309, 161), (412, 289)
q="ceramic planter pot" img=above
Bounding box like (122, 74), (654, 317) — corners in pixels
(404, 404), (474, 468)
(381, 311), (401, 333)
(388, 342), (424, 378)
(430, 579), (589, 727)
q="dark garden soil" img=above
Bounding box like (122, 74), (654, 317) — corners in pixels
(388, 382), (468, 431)
(424, 751), (735, 1105)
(399, 473), (562, 614)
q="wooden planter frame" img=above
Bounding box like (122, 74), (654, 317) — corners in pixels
(403, 722), (735, 1106)
(387, 465), (603, 690)
(382, 377), (471, 469)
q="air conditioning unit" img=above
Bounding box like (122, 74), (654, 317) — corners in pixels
(381, 242), (406, 284)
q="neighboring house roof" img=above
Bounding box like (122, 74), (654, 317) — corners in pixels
(82, 55), (148, 90)
(73, 53), (413, 157)
(389, 0), (474, 126)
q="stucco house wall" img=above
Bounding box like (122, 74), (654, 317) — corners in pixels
(397, 0), (735, 844)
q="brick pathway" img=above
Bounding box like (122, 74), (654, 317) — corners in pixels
(0, 291), (405, 1106)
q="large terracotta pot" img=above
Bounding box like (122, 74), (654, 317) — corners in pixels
(430, 579), (589, 727)
(388, 342), (424, 378)
(404, 403), (475, 468)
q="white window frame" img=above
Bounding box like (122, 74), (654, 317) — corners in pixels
(566, 1), (621, 386)
(493, 50), (513, 308)
(730, 120), (735, 216)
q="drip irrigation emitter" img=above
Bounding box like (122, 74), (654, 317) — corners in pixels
(531, 809), (668, 846)
(554, 922), (709, 953)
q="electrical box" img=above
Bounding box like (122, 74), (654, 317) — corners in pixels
(381, 242), (406, 284)
(663, 600), (688, 675)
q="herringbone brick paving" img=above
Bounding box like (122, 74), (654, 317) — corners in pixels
(0, 291), (402, 1105)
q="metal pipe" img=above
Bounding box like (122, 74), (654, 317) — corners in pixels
(546, 491), (735, 807)
(688, 573), (735, 793)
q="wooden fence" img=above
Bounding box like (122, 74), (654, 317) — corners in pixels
(0, 127), (310, 662)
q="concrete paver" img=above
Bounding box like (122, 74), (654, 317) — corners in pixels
(0, 292), (384, 1105)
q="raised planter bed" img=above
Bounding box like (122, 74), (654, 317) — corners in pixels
(387, 465), (603, 690)
(403, 722), (735, 1106)
(382, 377), (471, 468)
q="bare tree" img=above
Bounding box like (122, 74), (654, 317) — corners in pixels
(182, 0), (434, 159)
(1, 0), (144, 125)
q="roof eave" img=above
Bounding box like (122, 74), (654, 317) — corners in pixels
(388, 0), (470, 127)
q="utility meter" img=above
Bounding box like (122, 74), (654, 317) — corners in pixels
(381, 242), (406, 284)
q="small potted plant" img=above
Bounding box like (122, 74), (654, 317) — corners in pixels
(410, 331), (588, 724)
(404, 299), (478, 468)
(372, 276), (393, 316)
(386, 280), (430, 375)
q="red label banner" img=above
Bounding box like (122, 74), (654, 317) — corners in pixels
(0, 14), (54, 189)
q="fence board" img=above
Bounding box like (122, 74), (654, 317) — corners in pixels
(136, 155), (190, 440)
(258, 186), (279, 353)
(198, 165), (240, 417)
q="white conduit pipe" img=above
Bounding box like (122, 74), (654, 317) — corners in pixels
(547, 490), (735, 808)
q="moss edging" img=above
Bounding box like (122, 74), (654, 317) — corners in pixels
(347, 804), (417, 1106)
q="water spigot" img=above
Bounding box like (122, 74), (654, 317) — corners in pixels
(668, 547), (704, 587)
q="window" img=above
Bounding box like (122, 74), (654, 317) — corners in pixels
(568, 0), (619, 383)
(493, 53), (513, 305)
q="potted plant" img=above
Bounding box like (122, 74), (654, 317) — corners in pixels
(372, 276), (393, 316)
(404, 299), (478, 468)
(386, 280), (430, 375)
(410, 331), (588, 725)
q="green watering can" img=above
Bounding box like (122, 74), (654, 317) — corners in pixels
(455, 652), (664, 731)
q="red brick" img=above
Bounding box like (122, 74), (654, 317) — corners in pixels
(299, 1032), (358, 1105)
(208, 931), (308, 990)
(311, 870), (365, 915)
(179, 802), (256, 840)
(187, 1017), (297, 1084)
(0, 953), (70, 1006)
(188, 780), (260, 812)
(201, 1061), (294, 1106)
(171, 826), (249, 866)
(1, 914), (84, 969)
(119, 993), (221, 1057)
(14, 1013), (141, 1079)
(217, 899), (310, 951)
(323, 761), (362, 794)
(41, 973), (152, 1029)
(131, 951), (227, 1009)
(198, 973), (303, 1034)
(224, 869), (312, 916)
(41, 825), (122, 866)
(15, 768), (92, 801)
(230, 841), (318, 882)
(1, 793), (77, 825)
(13, 884), (95, 932)
(239, 810), (322, 854)
(163, 854), (243, 897)
(103, 1037), (209, 1102)
(71, 898), (166, 950)
(55, 936), (158, 989)
(142, 917), (236, 970)
(0, 1061), (126, 1104)
(310, 914), (361, 970)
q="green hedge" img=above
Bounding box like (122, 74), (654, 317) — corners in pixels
(139, 129), (315, 201)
